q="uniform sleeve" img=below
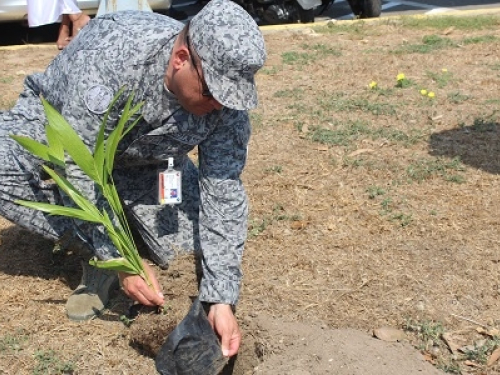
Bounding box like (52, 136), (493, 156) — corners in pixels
(32, 13), (177, 261)
(197, 109), (250, 306)
(39, 23), (144, 261)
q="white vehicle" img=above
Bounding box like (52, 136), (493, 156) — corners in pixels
(0, 0), (171, 23)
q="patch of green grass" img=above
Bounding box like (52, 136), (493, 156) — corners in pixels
(287, 102), (309, 114)
(301, 43), (342, 57)
(372, 87), (396, 96)
(390, 212), (412, 227)
(273, 88), (304, 99)
(484, 99), (500, 105)
(413, 33), (499, 53)
(260, 65), (280, 75)
(366, 185), (385, 199)
(380, 197), (392, 213)
(265, 165), (283, 174)
(281, 51), (314, 66)
(462, 34), (498, 45)
(248, 206), (304, 238)
(401, 15), (500, 30)
(406, 157), (465, 183)
(0, 330), (28, 352)
(447, 91), (470, 104)
(275, 212), (302, 221)
(393, 34), (456, 54)
(435, 359), (461, 374)
(395, 77), (415, 89)
(248, 217), (270, 238)
(249, 111), (264, 128)
(490, 63), (500, 71)
(426, 70), (453, 88)
(306, 121), (370, 147)
(0, 76), (14, 84)
(320, 22), (371, 36)
(319, 95), (398, 116)
(33, 350), (75, 375)
(272, 203), (302, 221)
(463, 339), (500, 365)
(342, 157), (373, 168)
(403, 319), (445, 343)
(305, 121), (425, 149)
(372, 127), (424, 146)
(444, 174), (465, 184)
(469, 116), (498, 132)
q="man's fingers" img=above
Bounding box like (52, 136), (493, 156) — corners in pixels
(220, 330), (231, 357)
(129, 287), (162, 306)
(208, 304), (242, 357)
(220, 330), (241, 357)
(131, 290), (151, 306)
(142, 261), (163, 297)
(120, 271), (165, 306)
(228, 334), (241, 357)
(135, 283), (164, 306)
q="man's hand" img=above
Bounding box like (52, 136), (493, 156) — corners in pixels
(207, 303), (241, 357)
(118, 260), (164, 307)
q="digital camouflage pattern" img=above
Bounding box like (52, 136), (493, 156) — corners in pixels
(189, 0), (267, 111)
(0, 1), (266, 305)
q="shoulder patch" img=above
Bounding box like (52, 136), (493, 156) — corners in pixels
(85, 85), (113, 114)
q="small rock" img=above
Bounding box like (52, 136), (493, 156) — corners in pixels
(373, 327), (408, 342)
(430, 346), (441, 356)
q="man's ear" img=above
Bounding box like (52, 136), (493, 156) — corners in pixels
(172, 46), (190, 70)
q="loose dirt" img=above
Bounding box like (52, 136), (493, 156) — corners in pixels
(2, 11), (500, 375)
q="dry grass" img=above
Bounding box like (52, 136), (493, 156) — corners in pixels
(2, 12), (500, 374)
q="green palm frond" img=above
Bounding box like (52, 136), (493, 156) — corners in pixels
(41, 97), (98, 182)
(9, 135), (65, 167)
(12, 90), (151, 287)
(89, 257), (141, 275)
(15, 201), (103, 223)
(45, 123), (65, 164)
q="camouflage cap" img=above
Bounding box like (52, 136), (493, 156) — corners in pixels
(189, 0), (267, 110)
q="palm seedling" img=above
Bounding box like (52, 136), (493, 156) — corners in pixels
(10, 90), (154, 289)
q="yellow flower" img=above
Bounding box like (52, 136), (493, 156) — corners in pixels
(428, 91), (435, 98)
(369, 81), (377, 89)
(420, 89), (428, 96)
(397, 73), (406, 81)
(442, 68), (448, 72)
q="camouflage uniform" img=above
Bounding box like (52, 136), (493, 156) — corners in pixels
(0, 0), (266, 306)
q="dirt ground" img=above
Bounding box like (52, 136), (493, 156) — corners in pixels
(2, 10), (500, 375)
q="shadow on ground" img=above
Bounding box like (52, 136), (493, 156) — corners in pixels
(0, 225), (81, 288)
(429, 117), (500, 174)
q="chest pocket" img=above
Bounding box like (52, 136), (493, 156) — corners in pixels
(116, 110), (212, 167)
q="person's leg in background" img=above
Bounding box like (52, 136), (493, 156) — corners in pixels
(26, 0), (90, 50)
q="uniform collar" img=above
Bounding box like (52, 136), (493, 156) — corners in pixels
(141, 36), (179, 125)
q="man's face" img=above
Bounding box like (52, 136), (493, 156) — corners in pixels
(168, 35), (223, 117)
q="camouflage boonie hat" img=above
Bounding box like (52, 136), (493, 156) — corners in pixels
(189, 0), (267, 110)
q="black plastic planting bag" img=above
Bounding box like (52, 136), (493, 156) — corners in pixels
(155, 298), (228, 375)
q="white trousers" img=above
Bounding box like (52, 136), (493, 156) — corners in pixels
(27, 0), (81, 27)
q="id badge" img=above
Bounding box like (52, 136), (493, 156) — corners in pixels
(159, 158), (182, 205)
